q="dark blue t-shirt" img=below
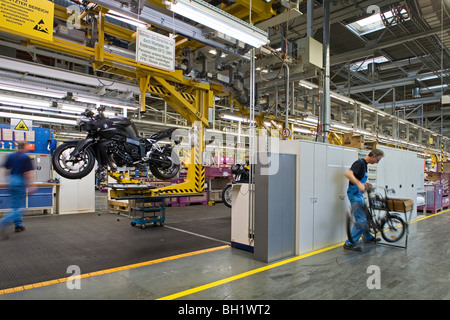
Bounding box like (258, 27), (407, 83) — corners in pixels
(3, 152), (34, 175)
(349, 158), (367, 185)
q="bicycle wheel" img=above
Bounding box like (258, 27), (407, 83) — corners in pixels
(346, 203), (370, 245)
(381, 215), (407, 243)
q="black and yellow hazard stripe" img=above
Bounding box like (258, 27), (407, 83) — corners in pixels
(158, 188), (196, 194)
(180, 92), (195, 102)
(148, 85), (195, 103)
(148, 85), (168, 96)
(195, 164), (205, 193)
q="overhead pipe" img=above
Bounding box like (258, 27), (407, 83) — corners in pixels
(284, 62), (290, 136)
(306, 0), (314, 37)
(322, 0), (331, 141)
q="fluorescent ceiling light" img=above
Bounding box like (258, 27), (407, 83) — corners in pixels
(208, 49), (227, 57)
(424, 84), (448, 91)
(331, 122), (352, 131)
(293, 127), (312, 134)
(165, 0), (268, 48)
(75, 96), (138, 110)
(345, 8), (410, 36)
(106, 10), (149, 28)
(299, 81), (313, 90)
(303, 116), (318, 124)
(0, 95), (51, 108)
(330, 93), (354, 104)
(1, 105), (80, 119)
(220, 114), (247, 122)
(360, 105), (374, 112)
(0, 112), (77, 125)
(417, 70), (450, 81)
(256, 67), (269, 73)
(0, 82), (66, 99)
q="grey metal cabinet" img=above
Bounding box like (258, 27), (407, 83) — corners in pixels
(254, 153), (297, 263)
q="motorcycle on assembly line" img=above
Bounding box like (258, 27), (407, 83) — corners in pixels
(52, 106), (181, 180)
(221, 163), (250, 208)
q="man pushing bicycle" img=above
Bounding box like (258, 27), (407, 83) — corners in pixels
(344, 149), (384, 252)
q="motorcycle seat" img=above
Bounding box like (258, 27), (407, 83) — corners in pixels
(150, 128), (176, 141)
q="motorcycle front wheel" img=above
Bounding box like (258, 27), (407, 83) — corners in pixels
(52, 141), (96, 179)
(149, 151), (180, 180)
(222, 184), (232, 208)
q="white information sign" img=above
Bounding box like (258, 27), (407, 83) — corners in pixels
(136, 29), (175, 72)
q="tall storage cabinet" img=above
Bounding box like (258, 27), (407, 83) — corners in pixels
(323, 145), (357, 251)
(254, 154), (296, 263)
(376, 146), (422, 221)
(279, 140), (357, 255)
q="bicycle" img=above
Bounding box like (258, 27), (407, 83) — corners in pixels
(346, 186), (407, 245)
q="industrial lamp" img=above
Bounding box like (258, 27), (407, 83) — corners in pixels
(165, 0), (268, 48)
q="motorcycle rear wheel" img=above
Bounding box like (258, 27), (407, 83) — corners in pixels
(52, 141), (95, 179)
(149, 152), (180, 180)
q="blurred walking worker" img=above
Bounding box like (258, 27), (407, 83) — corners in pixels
(0, 141), (35, 238)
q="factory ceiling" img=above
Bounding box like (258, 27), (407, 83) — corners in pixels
(0, 0), (449, 153)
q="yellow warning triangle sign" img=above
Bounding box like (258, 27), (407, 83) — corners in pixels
(15, 120), (29, 131)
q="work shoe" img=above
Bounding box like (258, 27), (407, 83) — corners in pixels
(343, 243), (362, 252)
(14, 226), (25, 233)
(365, 237), (380, 244)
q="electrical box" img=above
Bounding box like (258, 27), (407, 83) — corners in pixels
(296, 37), (323, 69)
(29, 154), (52, 183)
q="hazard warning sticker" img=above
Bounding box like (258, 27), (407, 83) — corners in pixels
(0, 0), (54, 42)
(11, 118), (32, 131)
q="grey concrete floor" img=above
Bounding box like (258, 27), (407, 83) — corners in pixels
(1, 191), (449, 301)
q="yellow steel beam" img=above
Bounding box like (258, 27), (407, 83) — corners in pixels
(139, 76), (151, 112)
(327, 132), (343, 146)
(95, 9), (106, 63)
(225, 0), (276, 24)
(152, 76), (209, 126)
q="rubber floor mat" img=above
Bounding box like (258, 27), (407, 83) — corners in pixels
(0, 204), (231, 290)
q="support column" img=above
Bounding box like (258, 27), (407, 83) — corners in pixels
(321, 0), (330, 142)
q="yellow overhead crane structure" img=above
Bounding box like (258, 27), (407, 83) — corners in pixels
(0, 2), (225, 199)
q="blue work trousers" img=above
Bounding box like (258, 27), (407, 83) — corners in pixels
(0, 175), (26, 229)
(345, 185), (374, 245)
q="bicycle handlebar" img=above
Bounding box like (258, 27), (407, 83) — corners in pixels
(366, 184), (396, 195)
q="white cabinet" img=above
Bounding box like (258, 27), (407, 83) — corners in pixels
(57, 169), (95, 214)
(280, 140), (357, 255)
(230, 183), (252, 251)
(376, 146), (422, 221)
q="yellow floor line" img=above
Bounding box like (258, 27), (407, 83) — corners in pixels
(0, 245), (230, 296)
(157, 208), (450, 300)
(157, 242), (344, 300)
(409, 207), (449, 223)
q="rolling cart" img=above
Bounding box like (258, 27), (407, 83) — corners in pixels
(118, 195), (166, 229)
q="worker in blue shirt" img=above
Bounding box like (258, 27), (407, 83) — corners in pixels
(344, 149), (384, 251)
(0, 141), (35, 238)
